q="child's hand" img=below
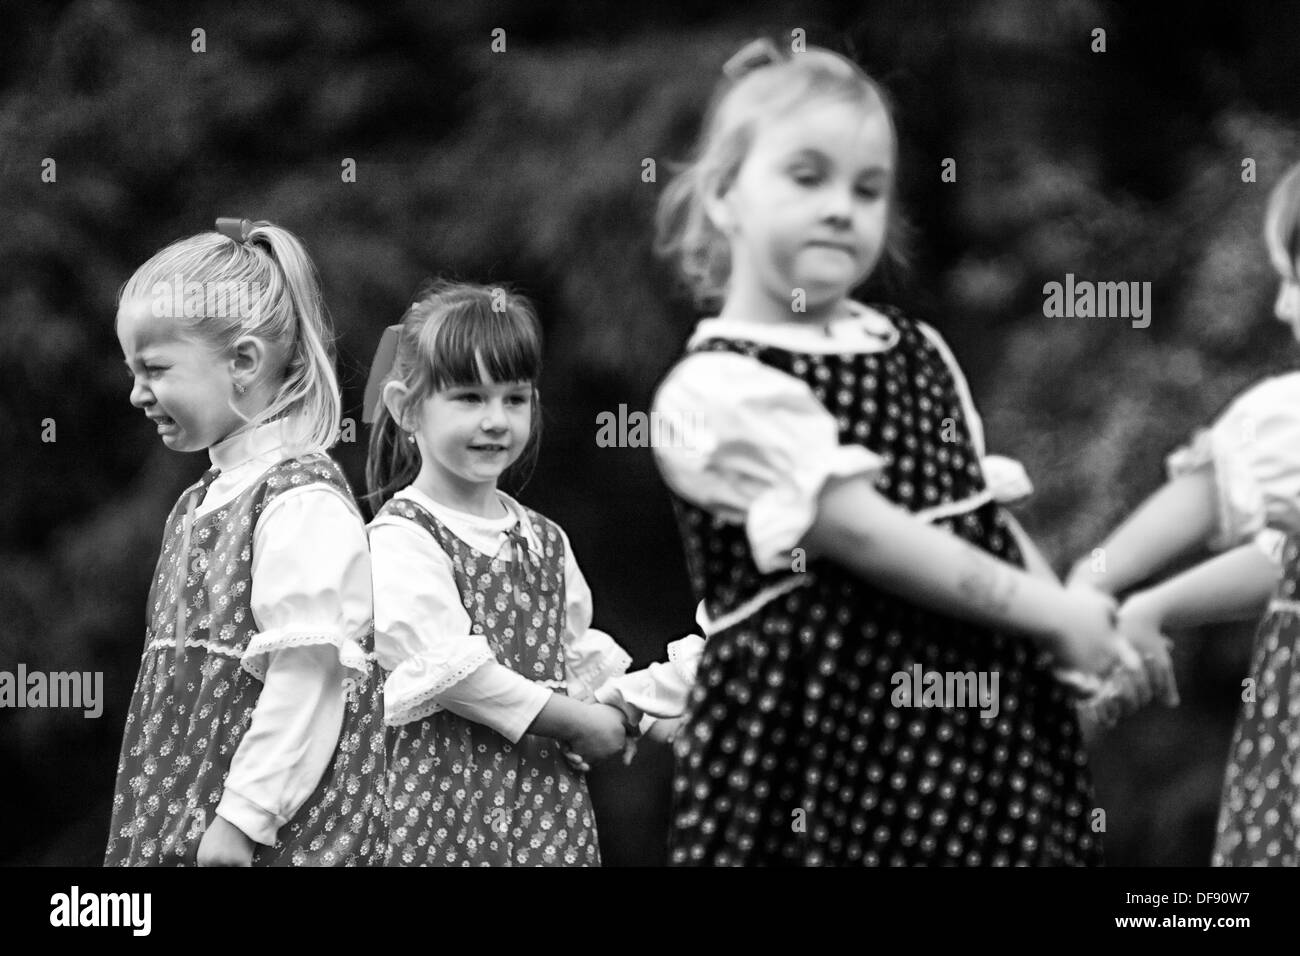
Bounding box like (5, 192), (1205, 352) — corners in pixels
(1051, 588), (1150, 719)
(566, 703), (627, 764)
(196, 815), (256, 867)
(645, 715), (687, 744)
(1117, 594), (1179, 707)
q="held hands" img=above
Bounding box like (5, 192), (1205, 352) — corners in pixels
(1056, 581), (1180, 730)
(563, 702), (628, 771)
(196, 814), (257, 867)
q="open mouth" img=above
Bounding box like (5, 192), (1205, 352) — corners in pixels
(470, 444), (508, 453)
(148, 415), (178, 433)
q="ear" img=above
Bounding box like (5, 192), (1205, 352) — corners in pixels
(702, 170), (736, 237)
(382, 380), (414, 431)
(229, 335), (269, 392)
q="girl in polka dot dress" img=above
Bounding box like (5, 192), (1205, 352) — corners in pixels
(1070, 162), (1300, 865)
(631, 39), (1141, 866)
(106, 219), (388, 866)
(365, 281), (634, 865)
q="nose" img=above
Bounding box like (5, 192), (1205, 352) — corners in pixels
(129, 374), (153, 409)
(480, 398), (509, 432)
(1275, 281), (1300, 323)
(821, 180), (854, 227)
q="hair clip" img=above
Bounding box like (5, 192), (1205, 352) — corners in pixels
(722, 38), (785, 80)
(215, 217), (253, 242)
(362, 324), (404, 424)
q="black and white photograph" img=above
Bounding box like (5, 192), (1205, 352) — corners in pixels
(1, 0), (1296, 932)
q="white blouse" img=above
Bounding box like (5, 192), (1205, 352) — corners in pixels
(369, 485), (632, 742)
(652, 304), (1034, 574)
(1166, 372), (1300, 561)
(195, 418), (372, 847)
(608, 305), (1035, 728)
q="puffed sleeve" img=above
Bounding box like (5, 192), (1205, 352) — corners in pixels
(652, 352), (884, 574)
(556, 527), (632, 702)
(1166, 374), (1300, 548)
(218, 484), (372, 845)
(369, 515), (551, 737)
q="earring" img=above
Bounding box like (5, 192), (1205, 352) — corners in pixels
(405, 431), (416, 445)
(234, 381), (247, 396)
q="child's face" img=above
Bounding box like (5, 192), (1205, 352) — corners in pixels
(117, 300), (244, 452)
(414, 372), (533, 491)
(718, 97), (893, 314)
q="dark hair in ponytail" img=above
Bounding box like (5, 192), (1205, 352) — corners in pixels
(365, 280), (544, 510)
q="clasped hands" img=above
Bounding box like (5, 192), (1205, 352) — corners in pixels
(1056, 566), (1180, 730)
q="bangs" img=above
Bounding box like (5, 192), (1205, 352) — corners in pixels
(419, 294), (542, 390)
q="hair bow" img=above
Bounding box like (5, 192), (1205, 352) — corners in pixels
(363, 324), (403, 423)
(722, 37), (785, 80)
(215, 217), (254, 242)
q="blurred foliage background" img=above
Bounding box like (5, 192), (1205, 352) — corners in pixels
(3, 0), (1300, 865)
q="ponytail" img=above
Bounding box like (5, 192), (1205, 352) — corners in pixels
(365, 396), (423, 512)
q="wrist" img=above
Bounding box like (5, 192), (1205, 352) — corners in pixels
(1120, 589), (1166, 629)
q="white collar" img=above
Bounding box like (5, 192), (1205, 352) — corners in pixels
(396, 484), (541, 551)
(687, 300), (900, 355)
(209, 417), (311, 472)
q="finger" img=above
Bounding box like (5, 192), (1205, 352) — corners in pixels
(1143, 650), (1171, 706)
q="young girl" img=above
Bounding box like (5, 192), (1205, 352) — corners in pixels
(105, 218), (388, 866)
(365, 281), (634, 866)
(634, 38), (1141, 866)
(1069, 162), (1300, 865)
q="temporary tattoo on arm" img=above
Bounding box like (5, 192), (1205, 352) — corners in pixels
(957, 552), (1018, 616)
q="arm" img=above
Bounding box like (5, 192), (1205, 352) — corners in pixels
(802, 476), (1115, 670)
(1067, 468), (1219, 597)
(370, 518), (622, 758)
(1123, 541), (1280, 631)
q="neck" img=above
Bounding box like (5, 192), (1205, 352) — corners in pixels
(719, 267), (851, 326)
(412, 463), (506, 519)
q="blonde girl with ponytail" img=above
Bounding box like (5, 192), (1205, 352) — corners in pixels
(106, 218), (387, 866)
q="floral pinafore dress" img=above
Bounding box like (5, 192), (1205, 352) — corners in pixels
(378, 498), (600, 866)
(105, 455), (388, 866)
(666, 309), (1101, 866)
(1214, 534), (1300, 865)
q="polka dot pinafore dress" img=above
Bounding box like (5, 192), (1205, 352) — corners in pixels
(1213, 534), (1300, 865)
(666, 308), (1101, 866)
(377, 497), (601, 866)
(105, 456), (388, 866)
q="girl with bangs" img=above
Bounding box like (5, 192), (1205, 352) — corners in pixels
(365, 281), (635, 866)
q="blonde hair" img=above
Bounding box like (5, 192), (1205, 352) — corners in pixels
(117, 221), (341, 452)
(1264, 162), (1300, 279)
(364, 280), (544, 510)
(655, 41), (905, 308)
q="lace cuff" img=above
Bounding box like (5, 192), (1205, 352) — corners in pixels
(594, 634), (704, 723)
(383, 645), (496, 726)
(240, 627), (370, 686)
(566, 631), (633, 703)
